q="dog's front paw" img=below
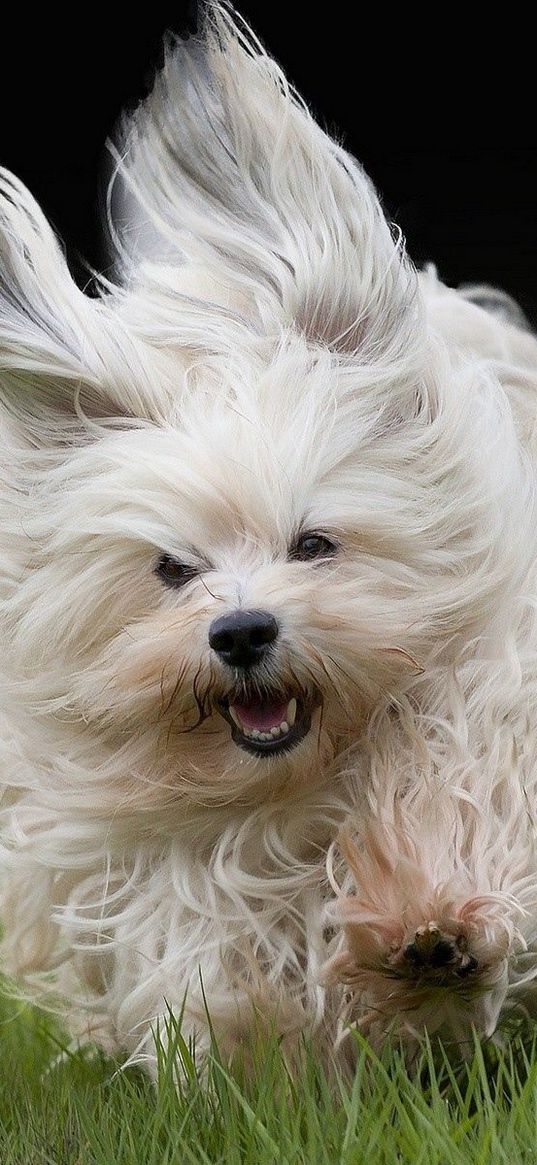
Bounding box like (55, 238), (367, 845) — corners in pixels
(321, 826), (519, 1048)
(396, 921), (478, 980)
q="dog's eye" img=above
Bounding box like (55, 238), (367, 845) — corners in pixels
(289, 533), (339, 561)
(156, 554), (198, 588)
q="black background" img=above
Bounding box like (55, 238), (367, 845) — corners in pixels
(1, 4), (535, 323)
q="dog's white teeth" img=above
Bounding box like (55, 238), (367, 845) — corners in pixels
(229, 706), (243, 730)
(246, 724), (291, 741)
(286, 698), (297, 727)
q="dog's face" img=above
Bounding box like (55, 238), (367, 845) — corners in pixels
(49, 335), (435, 804)
(0, 12), (524, 810)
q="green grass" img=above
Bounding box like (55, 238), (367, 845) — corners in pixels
(3, 983), (537, 1165)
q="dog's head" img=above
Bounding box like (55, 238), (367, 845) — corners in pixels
(0, 8), (526, 807)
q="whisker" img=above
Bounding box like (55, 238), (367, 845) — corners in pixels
(199, 576), (221, 602)
(159, 657), (189, 721)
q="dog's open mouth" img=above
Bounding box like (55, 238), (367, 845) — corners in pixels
(217, 690), (317, 756)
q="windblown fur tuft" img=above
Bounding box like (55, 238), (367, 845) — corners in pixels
(110, 3), (418, 359)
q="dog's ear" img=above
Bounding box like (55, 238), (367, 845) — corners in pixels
(0, 172), (161, 446)
(109, 5), (419, 359)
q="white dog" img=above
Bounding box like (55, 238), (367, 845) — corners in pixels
(1, 4), (537, 1074)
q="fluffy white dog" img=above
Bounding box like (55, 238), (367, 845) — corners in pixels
(1, 4), (537, 1074)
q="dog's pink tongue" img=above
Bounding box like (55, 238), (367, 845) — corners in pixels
(232, 699), (288, 731)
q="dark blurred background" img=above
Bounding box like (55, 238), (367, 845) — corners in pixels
(1, 4), (535, 323)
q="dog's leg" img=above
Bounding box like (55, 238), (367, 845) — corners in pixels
(321, 820), (522, 1051)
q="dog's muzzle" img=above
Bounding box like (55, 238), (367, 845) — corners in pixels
(209, 609), (319, 756)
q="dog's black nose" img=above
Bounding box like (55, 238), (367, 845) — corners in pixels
(208, 610), (279, 669)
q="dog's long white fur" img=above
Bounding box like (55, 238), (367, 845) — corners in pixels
(1, 4), (537, 1072)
